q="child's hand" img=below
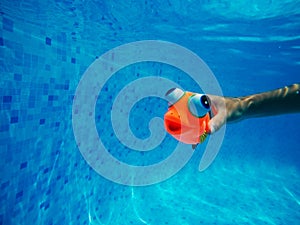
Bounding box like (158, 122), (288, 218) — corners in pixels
(207, 95), (244, 133)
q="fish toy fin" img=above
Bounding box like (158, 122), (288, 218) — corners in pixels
(192, 144), (198, 150)
(199, 131), (208, 144)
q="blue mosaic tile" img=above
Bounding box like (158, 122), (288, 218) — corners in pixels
(45, 37), (51, 45)
(20, 162), (27, 169)
(43, 85), (49, 95)
(57, 32), (67, 44)
(14, 50), (24, 66)
(43, 168), (49, 174)
(31, 54), (38, 67)
(28, 95), (35, 108)
(23, 53), (31, 67)
(2, 96), (12, 103)
(0, 61), (5, 73)
(15, 191), (23, 199)
(0, 181), (9, 190)
(2, 17), (14, 32)
(45, 64), (51, 71)
(10, 116), (18, 123)
(48, 95), (57, 101)
(0, 124), (9, 132)
(14, 73), (22, 81)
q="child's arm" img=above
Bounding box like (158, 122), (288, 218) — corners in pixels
(208, 84), (300, 133)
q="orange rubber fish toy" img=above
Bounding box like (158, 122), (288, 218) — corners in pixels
(164, 88), (213, 149)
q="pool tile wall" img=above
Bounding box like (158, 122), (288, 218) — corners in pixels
(0, 12), (128, 224)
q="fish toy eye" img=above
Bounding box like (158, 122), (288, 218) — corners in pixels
(188, 94), (211, 117)
(200, 95), (210, 109)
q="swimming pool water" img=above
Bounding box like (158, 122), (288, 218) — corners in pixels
(1, 0), (300, 224)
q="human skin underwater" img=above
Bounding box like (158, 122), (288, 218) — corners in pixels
(164, 83), (300, 148)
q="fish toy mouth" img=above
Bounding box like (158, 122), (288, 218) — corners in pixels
(164, 116), (182, 135)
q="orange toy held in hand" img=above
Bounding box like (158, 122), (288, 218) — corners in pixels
(164, 88), (213, 149)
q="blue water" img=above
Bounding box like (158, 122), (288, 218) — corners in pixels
(1, 0), (300, 224)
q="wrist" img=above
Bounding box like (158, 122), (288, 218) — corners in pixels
(225, 97), (246, 122)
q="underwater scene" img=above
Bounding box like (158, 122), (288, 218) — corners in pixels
(0, 0), (300, 224)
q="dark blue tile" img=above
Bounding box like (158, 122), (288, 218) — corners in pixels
(3, 17), (14, 32)
(40, 201), (50, 210)
(40, 119), (45, 124)
(14, 73), (22, 81)
(0, 181), (9, 190)
(16, 191), (23, 199)
(45, 37), (51, 45)
(20, 162), (27, 169)
(0, 37), (3, 46)
(71, 57), (76, 64)
(45, 202), (50, 210)
(3, 96), (12, 103)
(39, 202), (45, 209)
(10, 116), (18, 123)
